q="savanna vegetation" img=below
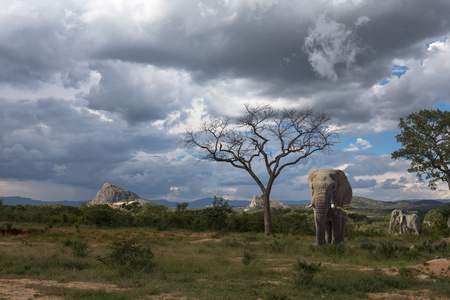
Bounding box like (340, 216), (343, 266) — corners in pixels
(0, 197), (449, 299)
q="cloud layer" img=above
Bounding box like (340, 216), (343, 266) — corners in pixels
(1, 0), (449, 201)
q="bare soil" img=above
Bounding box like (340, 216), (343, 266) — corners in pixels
(0, 279), (124, 300)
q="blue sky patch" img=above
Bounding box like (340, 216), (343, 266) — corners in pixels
(337, 131), (402, 156)
(391, 65), (409, 78)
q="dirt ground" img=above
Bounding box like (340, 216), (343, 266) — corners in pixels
(0, 279), (124, 300)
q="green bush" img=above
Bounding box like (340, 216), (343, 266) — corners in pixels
(376, 241), (398, 259)
(293, 259), (321, 284)
(242, 251), (256, 266)
(63, 239), (90, 257)
(98, 238), (156, 272)
(269, 240), (284, 253)
(322, 243), (346, 257)
(398, 261), (413, 277)
(360, 242), (376, 252)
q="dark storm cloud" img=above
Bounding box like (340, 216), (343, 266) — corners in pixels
(381, 178), (402, 190)
(351, 178), (377, 189)
(93, 2), (314, 83)
(1, 0), (449, 201)
(83, 62), (190, 123)
(0, 97), (176, 191)
(0, 2), (90, 89)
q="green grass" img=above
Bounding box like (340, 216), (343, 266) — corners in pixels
(0, 227), (449, 299)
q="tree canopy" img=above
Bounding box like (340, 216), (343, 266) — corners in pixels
(180, 104), (342, 236)
(391, 109), (450, 190)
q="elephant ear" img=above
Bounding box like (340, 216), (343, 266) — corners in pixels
(334, 170), (352, 206)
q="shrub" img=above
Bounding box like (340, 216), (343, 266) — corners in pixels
(376, 241), (398, 259)
(269, 240), (284, 253)
(98, 238), (156, 272)
(407, 248), (420, 259)
(63, 239), (89, 257)
(242, 251), (256, 266)
(398, 261), (413, 277)
(293, 259), (321, 285)
(360, 242), (377, 252)
(322, 243), (346, 257)
(417, 240), (434, 254)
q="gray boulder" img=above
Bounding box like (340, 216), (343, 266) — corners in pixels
(90, 183), (147, 206)
(244, 195), (290, 211)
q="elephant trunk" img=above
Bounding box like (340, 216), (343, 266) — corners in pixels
(314, 207), (328, 246)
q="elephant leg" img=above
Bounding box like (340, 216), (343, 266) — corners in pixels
(339, 217), (347, 242)
(401, 222), (407, 234)
(325, 221), (332, 244)
(331, 215), (344, 244)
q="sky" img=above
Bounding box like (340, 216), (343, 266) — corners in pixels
(1, 0), (449, 202)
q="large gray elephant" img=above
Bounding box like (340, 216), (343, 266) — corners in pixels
(307, 169), (352, 246)
(389, 209), (423, 235)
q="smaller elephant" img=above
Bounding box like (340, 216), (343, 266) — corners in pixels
(400, 213), (422, 235)
(389, 209), (403, 234)
(389, 209), (422, 235)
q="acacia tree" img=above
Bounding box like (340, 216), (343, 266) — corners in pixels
(180, 104), (341, 236)
(392, 109), (450, 190)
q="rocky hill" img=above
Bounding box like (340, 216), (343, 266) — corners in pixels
(245, 195), (290, 211)
(90, 183), (147, 206)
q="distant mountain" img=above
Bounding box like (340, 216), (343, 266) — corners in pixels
(1, 195), (448, 211)
(0, 196), (90, 207)
(148, 198), (252, 208)
(350, 196), (448, 213)
(149, 198), (310, 208)
(392, 199), (450, 204)
(351, 196), (389, 209)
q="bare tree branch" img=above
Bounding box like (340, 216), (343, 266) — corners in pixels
(179, 104), (341, 236)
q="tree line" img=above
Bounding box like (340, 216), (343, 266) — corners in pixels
(0, 197), (312, 234)
(1, 197), (449, 238)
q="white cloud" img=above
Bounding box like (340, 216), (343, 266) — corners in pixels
(303, 14), (365, 80)
(153, 98), (210, 134)
(344, 138), (372, 151)
(355, 16), (370, 26)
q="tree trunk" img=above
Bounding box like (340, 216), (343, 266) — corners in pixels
(446, 172), (450, 190)
(262, 192), (274, 237)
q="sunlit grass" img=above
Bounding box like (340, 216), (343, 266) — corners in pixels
(0, 228), (448, 299)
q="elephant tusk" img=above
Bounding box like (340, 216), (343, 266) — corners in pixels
(331, 203), (335, 209)
(306, 203), (314, 209)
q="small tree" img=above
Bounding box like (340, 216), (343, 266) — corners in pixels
(391, 109), (450, 190)
(180, 104), (341, 236)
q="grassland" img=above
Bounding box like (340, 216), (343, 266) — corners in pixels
(0, 225), (449, 299)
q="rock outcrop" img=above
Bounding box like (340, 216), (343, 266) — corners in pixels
(90, 183), (147, 206)
(245, 195), (290, 211)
